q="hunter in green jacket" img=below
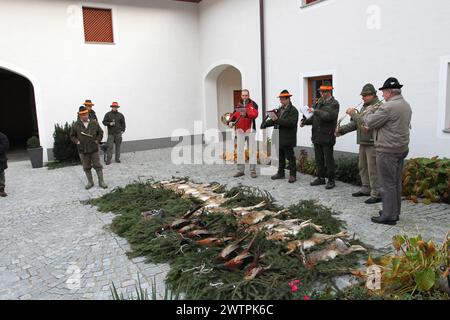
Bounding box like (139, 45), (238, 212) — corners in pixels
(261, 90), (299, 183)
(301, 81), (339, 189)
(336, 83), (382, 204)
(70, 107), (107, 190)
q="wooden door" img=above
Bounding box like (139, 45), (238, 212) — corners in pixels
(307, 75), (332, 106)
(233, 90), (242, 107)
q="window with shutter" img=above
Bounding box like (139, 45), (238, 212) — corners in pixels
(301, 0), (327, 8)
(82, 7), (114, 44)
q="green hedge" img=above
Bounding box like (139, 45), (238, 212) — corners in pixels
(298, 150), (450, 204)
(297, 149), (361, 186)
(52, 122), (80, 164)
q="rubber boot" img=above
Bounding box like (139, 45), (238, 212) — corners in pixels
(84, 170), (94, 190)
(0, 187), (7, 197)
(96, 169), (108, 189)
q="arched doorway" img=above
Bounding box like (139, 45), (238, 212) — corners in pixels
(204, 64), (242, 132)
(0, 67), (39, 154)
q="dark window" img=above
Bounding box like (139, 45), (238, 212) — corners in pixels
(307, 75), (333, 106)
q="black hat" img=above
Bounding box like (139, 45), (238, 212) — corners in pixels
(379, 77), (403, 90)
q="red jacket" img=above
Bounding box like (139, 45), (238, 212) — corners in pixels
(230, 100), (259, 132)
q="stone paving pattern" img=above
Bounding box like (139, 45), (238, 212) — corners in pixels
(0, 146), (448, 299)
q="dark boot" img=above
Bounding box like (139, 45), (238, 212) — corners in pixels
(0, 188), (7, 197)
(371, 216), (397, 225)
(288, 176), (297, 183)
(96, 169), (108, 189)
(325, 179), (335, 190)
(378, 211), (399, 221)
(84, 170), (94, 190)
(271, 172), (285, 180)
(352, 191), (370, 197)
(310, 177), (326, 186)
(365, 197), (382, 204)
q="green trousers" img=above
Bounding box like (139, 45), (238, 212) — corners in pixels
(107, 133), (122, 162)
(0, 170), (5, 188)
(79, 152), (102, 171)
(358, 144), (380, 197)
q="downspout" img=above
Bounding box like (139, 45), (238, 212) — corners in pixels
(259, 0), (266, 115)
(259, 0), (267, 146)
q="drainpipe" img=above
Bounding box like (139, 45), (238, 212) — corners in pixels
(259, 0), (266, 115)
(259, 0), (267, 147)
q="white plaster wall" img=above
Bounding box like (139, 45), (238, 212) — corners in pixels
(217, 66), (241, 131)
(199, 0), (263, 133)
(263, 0), (450, 158)
(0, 0), (201, 161)
(3, 0), (449, 160)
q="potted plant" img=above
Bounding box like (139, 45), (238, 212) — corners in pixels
(27, 136), (43, 168)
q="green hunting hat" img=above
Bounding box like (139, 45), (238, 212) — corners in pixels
(318, 81), (333, 91)
(360, 83), (377, 96)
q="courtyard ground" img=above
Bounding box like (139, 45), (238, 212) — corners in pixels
(0, 147), (448, 299)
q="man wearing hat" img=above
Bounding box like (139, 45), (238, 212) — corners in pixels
(71, 106), (108, 189)
(336, 84), (382, 204)
(363, 77), (412, 225)
(261, 90), (299, 183)
(0, 131), (9, 197)
(102, 102), (126, 164)
(301, 81), (340, 189)
(83, 99), (98, 121)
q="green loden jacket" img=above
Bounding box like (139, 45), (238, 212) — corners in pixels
(338, 98), (382, 145)
(261, 103), (299, 148)
(70, 120), (104, 154)
(102, 111), (126, 135)
(303, 97), (340, 146)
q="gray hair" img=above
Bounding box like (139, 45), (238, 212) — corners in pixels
(390, 88), (402, 95)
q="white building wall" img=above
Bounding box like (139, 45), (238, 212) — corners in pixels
(198, 0), (263, 132)
(263, 0), (450, 158)
(0, 0), (201, 161)
(2, 0), (449, 160)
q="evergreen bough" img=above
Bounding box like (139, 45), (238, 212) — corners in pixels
(52, 122), (80, 163)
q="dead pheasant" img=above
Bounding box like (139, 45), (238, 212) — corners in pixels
(178, 224), (200, 234)
(181, 205), (204, 219)
(217, 234), (258, 270)
(243, 252), (272, 281)
(285, 231), (350, 254)
(196, 237), (234, 247)
(217, 234), (250, 261)
(163, 218), (190, 231)
(186, 229), (215, 238)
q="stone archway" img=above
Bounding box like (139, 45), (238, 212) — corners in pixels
(203, 64), (242, 132)
(0, 62), (48, 162)
(0, 67), (39, 151)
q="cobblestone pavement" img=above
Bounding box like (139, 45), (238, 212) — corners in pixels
(1, 146), (449, 299)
